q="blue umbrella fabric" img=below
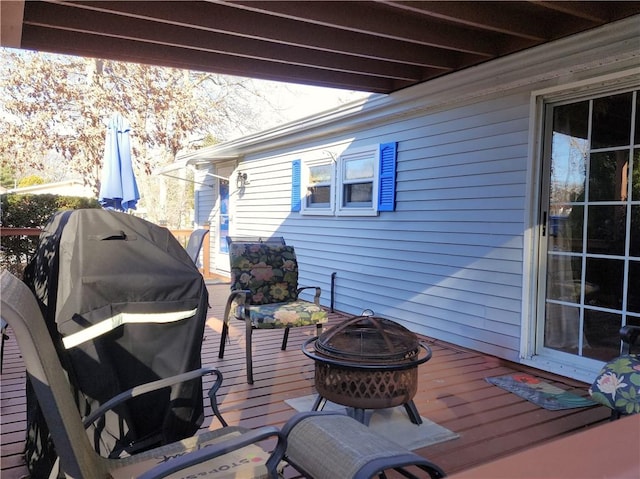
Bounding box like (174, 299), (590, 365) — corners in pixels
(99, 113), (140, 211)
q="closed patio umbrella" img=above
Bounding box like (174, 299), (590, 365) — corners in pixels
(98, 113), (140, 211)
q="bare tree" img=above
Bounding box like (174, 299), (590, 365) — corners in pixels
(0, 50), (291, 227)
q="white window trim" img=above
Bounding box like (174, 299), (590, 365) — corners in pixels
(336, 145), (380, 217)
(301, 155), (335, 216)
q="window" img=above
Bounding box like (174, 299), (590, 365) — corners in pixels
(292, 142), (397, 216)
(301, 156), (335, 215)
(337, 146), (377, 215)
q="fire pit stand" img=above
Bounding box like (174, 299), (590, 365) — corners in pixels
(302, 313), (432, 425)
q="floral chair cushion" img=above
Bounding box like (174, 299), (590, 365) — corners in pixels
(229, 243), (328, 329)
(589, 354), (640, 415)
(234, 300), (328, 329)
(230, 243), (298, 304)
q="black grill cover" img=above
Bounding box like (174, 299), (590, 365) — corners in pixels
(22, 209), (209, 476)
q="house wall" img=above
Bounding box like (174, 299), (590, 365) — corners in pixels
(195, 16), (640, 366)
(230, 92), (529, 361)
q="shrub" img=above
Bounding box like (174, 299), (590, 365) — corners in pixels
(0, 194), (101, 276)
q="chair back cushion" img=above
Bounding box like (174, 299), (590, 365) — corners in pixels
(589, 354), (640, 415)
(230, 243), (299, 304)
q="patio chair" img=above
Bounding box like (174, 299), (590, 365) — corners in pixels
(589, 325), (640, 419)
(0, 270), (286, 479)
(218, 239), (328, 384)
(184, 228), (209, 265)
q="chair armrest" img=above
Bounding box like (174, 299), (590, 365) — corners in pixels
(137, 426), (287, 479)
(82, 367), (224, 428)
(620, 325), (640, 354)
(223, 290), (251, 322)
(297, 286), (321, 305)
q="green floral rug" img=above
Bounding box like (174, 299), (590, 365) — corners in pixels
(486, 373), (597, 411)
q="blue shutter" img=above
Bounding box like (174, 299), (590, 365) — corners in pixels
(377, 142), (397, 212)
(291, 159), (301, 212)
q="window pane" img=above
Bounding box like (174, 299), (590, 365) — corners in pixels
(549, 206), (583, 253)
(588, 151), (629, 202)
(591, 92), (632, 149)
(586, 205), (626, 255)
(343, 182), (372, 205)
(633, 149), (640, 201)
(546, 254), (582, 303)
(345, 157), (374, 180)
(550, 102), (588, 203)
(585, 257), (624, 309)
(309, 164), (332, 184)
(636, 94), (640, 145)
(629, 260), (640, 313)
(307, 185), (330, 206)
(583, 310), (622, 360)
(544, 303), (579, 352)
(632, 205), (640, 257)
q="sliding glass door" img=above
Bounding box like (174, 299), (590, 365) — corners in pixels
(538, 89), (640, 365)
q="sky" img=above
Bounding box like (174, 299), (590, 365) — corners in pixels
(260, 81), (371, 124)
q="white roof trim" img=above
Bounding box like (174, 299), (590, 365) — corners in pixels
(153, 154), (238, 177)
(153, 158), (190, 175)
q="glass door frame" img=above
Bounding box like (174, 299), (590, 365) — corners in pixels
(522, 73), (640, 382)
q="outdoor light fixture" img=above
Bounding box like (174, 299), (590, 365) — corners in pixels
(236, 172), (248, 188)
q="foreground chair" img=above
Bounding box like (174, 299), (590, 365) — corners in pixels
(219, 239), (328, 384)
(0, 270), (285, 479)
(589, 325), (640, 419)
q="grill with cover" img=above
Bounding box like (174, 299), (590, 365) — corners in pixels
(22, 209), (209, 477)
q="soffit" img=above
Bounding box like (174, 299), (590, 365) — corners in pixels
(2, 1), (639, 94)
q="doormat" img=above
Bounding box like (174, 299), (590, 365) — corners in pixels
(486, 373), (598, 411)
(285, 395), (459, 451)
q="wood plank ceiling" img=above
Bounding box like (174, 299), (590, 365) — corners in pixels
(2, 1), (640, 94)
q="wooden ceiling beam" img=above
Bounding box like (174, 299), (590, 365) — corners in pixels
(9, 0), (640, 95)
(23, 3), (439, 82)
(530, 1), (630, 23)
(223, 0), (500, 55)
(383, 1), (550, 41)
(19, 24), (408, 93)
(37, 1), (478, 68)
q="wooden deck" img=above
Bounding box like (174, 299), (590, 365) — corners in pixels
(1, 282), (613, 478)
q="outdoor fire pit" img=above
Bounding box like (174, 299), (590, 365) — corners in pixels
(302, 311), (432, 424)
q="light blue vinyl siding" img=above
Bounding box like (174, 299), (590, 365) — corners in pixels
(229, 93), (529, 361)
(193, 168), (215, 271)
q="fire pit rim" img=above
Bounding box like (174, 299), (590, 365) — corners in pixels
(302, 336), (432, 371)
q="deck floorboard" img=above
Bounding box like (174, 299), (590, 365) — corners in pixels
(1, 282), (611, 478)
